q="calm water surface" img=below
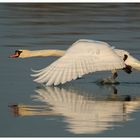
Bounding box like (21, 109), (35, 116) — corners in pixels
(1, 3), (140, 137)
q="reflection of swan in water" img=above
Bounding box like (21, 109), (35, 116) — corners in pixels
(10, 85), (140, 135)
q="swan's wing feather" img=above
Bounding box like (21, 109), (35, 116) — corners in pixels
(33, 40), (125, 86)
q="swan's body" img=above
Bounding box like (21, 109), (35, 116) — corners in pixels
(10, 39), (140, 86)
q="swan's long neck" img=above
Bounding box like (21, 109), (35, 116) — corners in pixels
(20, 50), (65, 58)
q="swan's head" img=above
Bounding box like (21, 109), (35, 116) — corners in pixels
(9, 50), (30, 58)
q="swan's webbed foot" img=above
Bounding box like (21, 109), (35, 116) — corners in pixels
(99, 77), (120, 85)
(99, 69), (120, 85)
(123, 65), (132, 74)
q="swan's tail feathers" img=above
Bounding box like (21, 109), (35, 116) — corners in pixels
(125, 55), (140, 71)
(132, 63), (140, 71)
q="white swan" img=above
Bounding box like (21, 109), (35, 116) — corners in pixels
(10, 39), (140, 86)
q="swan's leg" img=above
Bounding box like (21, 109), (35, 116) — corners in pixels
(112, 69), (118, 80)
(99, 69), (119, 84)
(112, 85), (118, 94)
(123, 65), (132, 74)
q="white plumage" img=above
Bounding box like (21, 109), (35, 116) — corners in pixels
(32, 86), (140, 134)
(32, 39), (126, 86)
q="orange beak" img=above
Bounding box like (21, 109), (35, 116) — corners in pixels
(9, 50), (21, 58)
(9, 53), (19, 58)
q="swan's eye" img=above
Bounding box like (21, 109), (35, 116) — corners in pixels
(15, 50), (23, 57)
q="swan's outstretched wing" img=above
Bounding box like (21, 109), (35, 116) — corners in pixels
(32, 39), (125, 86)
